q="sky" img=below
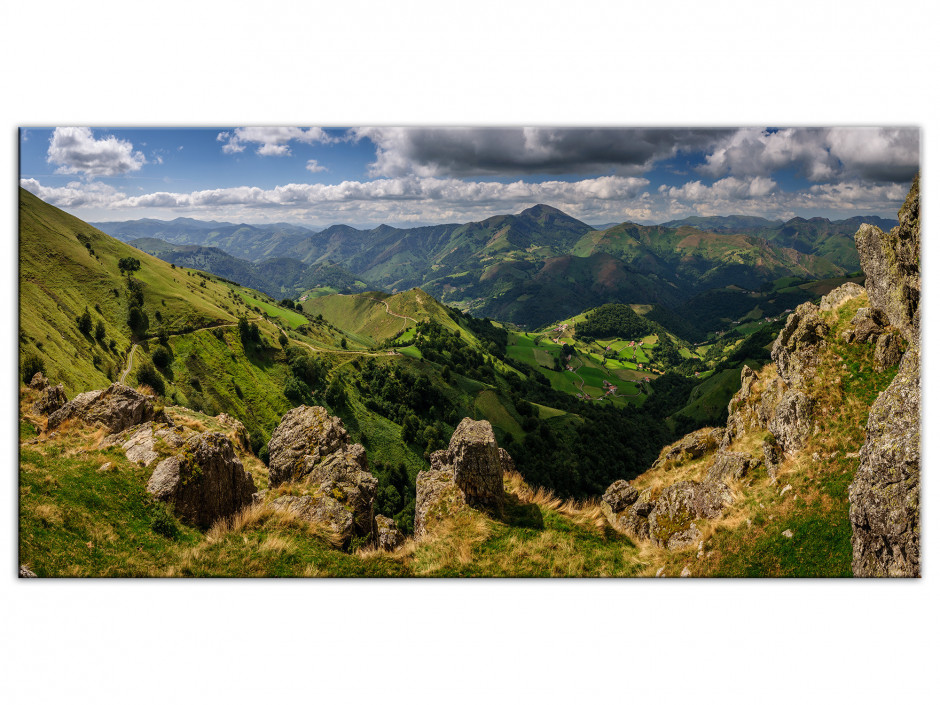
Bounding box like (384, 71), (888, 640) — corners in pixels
(19, 126), (919, 229)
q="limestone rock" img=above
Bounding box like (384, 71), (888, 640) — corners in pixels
(854, 175), (920, 341)
(31, 384), (67, 416)
(648, 482), (699, 549)
(819, 282), (866, 311)
(19, 565), (37, 578)
(653, 426), (722, 469)
(215, 413), (251, 454)
(28, 372), (49, 390)
(271, 494), (354, 544)
(842, 307), (888, 345)
(768, 389), (814, 455)
(267, 406), (352, 486)
(873, 331), (904, 372)
(47, 383), (168, 434)
(442, 418), (503, 508)
(601, 479), (639, 514)
(374, 515), (405, 551)
(414, 467), (467, 540)
(771, 302), (829, 387)
(101, 422), (192, 468)
(707, 451), (759, 484)
(147, 432), (257, 529)
(692, 481), (734, 520)
(849, 342), (920, 577)
(762, 440), (783, 481)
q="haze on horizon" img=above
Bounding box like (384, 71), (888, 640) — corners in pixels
(19, 126), (919, 229)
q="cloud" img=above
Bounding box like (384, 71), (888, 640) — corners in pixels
(306, 160), (327, 173)
(352, 127), (732, 177)
(700, 127), (919, 183)
(20, 178), (126, 208)
(217, 127), (333, 157)
(46, 127), (146, 177)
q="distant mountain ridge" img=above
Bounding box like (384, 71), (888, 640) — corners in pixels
(99, 205), (893, 327)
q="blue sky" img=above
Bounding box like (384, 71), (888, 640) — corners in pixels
(19, 126), (919, 228)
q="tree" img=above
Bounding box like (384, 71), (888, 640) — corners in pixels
(76, 308), (93, 335)
(128, 306), (149, 336)
(118, 257), (141, 275)
(151, 345), (171, 368)
(94, 320), (106, 342)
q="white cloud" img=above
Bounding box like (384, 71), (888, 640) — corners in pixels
(217, 127), (333, 157)
(700, 127), (919, 183)
(46, 127), (146, 177)
(20, 178), (126, 208)
(306, 160), (327, 173)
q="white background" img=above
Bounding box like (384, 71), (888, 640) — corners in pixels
(2, 2), (937, 703)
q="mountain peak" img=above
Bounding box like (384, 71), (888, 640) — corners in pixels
(519, 204), (569, 218)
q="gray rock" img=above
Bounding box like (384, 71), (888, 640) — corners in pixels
(771, 302), (830, 387)
(648, 482), (698, 549)
(762, 440), (783, 481)
(28, 372), (49, 391)
(692, 481), (734, 519)
(873, 331), (904, 372)
(843, 307), (888, 345)
(19, 565), (37, 578)
(782, 529), (794, 538)
(414, 467), (467, 540)
(215, 413), (251, 454)
(374, 515), (405, 551)
(601, 479), (639, 514)
(101, 422), (192, 468)
(769, 389), (814, 455)
(680, 566), (692, 577)
(652, 427), (723, 469)
(443, 418), (504, 508)
(601, 481), (652, 539)
(267, 406), (352, 487)
(147, 432), (257, 529)
(47, 383), (168, 434)
(819, 282), (866, 312)
(707, 451), (759, 483)
(31, 384), (67, 416)
(850, 341), (920, 577)
(854, 176), (920, 341)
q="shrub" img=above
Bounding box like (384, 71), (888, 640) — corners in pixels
(118, 257), (141, 274)
(149, 503), (179, 539)
(151, 345), (171, 368)
(94, 321), (106, 342)
(136, 362), (165, 395)
(76, 308), (93, 335)
(22, 352), (45, 383)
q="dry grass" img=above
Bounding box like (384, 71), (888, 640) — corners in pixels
(504, 470), (606, 530)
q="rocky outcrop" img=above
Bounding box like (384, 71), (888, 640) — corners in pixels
(147, 432), (257, 529)
(215, 413), (251, 454)
(46, 383), (168, 434)
(841, 307), (887, 345)
(267, 406), (354, 486)
(771, 302), (829, 387)
(648, 483), (703, 550)
(265, 406), (378, 545)
(873, 331), (904, 372)
(762, 440), (783, 482)
(854, 174), (920, 341)
(414, 418), (513, 540)
(768, 389), (814, 455)
(601, 482), (653, 540)
(374, 515), (405, 551)
(819, 281), (866, 312)
(102, 422), (192, 467)
(849, 341), (920, 577)
(706, 451), (759, 483)
(19, 565), (38, 578)
(31, 384), (67, 416)
(652, 426), (723, 469)
(28, 372), (49, 391)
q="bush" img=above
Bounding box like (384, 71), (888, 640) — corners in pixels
(151, 345), (171, 368)
(118, 257), (141, 275)
(136, 362), (165, 395)
(149, 503), (179, 539)
(76, 308), (93, 335)
(94, 320), (106, 342)
(22, 352), (45, 383)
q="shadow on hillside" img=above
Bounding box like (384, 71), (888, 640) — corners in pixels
(496, 492), (544, 530)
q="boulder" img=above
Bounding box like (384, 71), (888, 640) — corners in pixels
(46, 383), (168, 434)
(854, 175), (920, 342)
(31, 384), (67, 416)
(849, 342), (920, 577)
(692, 481), (734, 520)
(101, 422), (192, 467)
(652, 427), (722, 469)
(841, 307), (888, 345)
(706, 451), (759, 483)
(215, 413), (251, 454)
(414, 467), (467, 540)
(28, 372), (49, 391)
(147, 432), (257, 529)
(771, 302), (830, 387)
(267, 406), (353, 486)
(768, 389), (814, 455)
(19, 565), (37, 578)
(873, 331), (904, 372)
(442, 418), (504, 508)
(266, 406), (378, 541)
(648, 482), (699, 549)
(601, 479), (640, 514)
(819, 282), (866, 312)
(374, 515), (405, 551)
(762, 440), (783, 481)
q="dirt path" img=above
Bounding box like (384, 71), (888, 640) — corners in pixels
(119, 343), (138, 384)
(368, 296), (418, 336)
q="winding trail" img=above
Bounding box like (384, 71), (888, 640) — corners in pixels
(119, 344), (138, 384)
(368, 296), (418, 337)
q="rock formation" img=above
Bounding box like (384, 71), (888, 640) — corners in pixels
(46, 383), (168, 434)
(147, 432), (257, 529)
(374, 515), (405, 551)
(771, 301), (829, 387)
(414, 418), (512, 540)
(849, 175), (920, 577)
(819, 281), (866, 312)
(102, 422), (192, 467)
(28, 372), (49, 391)
(31, 383), (67, 416)
(265, 406), (378, 547)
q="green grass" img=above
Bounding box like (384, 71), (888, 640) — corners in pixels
(237, 291), (309, 328)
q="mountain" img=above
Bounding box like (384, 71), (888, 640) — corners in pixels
(93, 217), (317, 262)
(662, 214), (784, 231)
